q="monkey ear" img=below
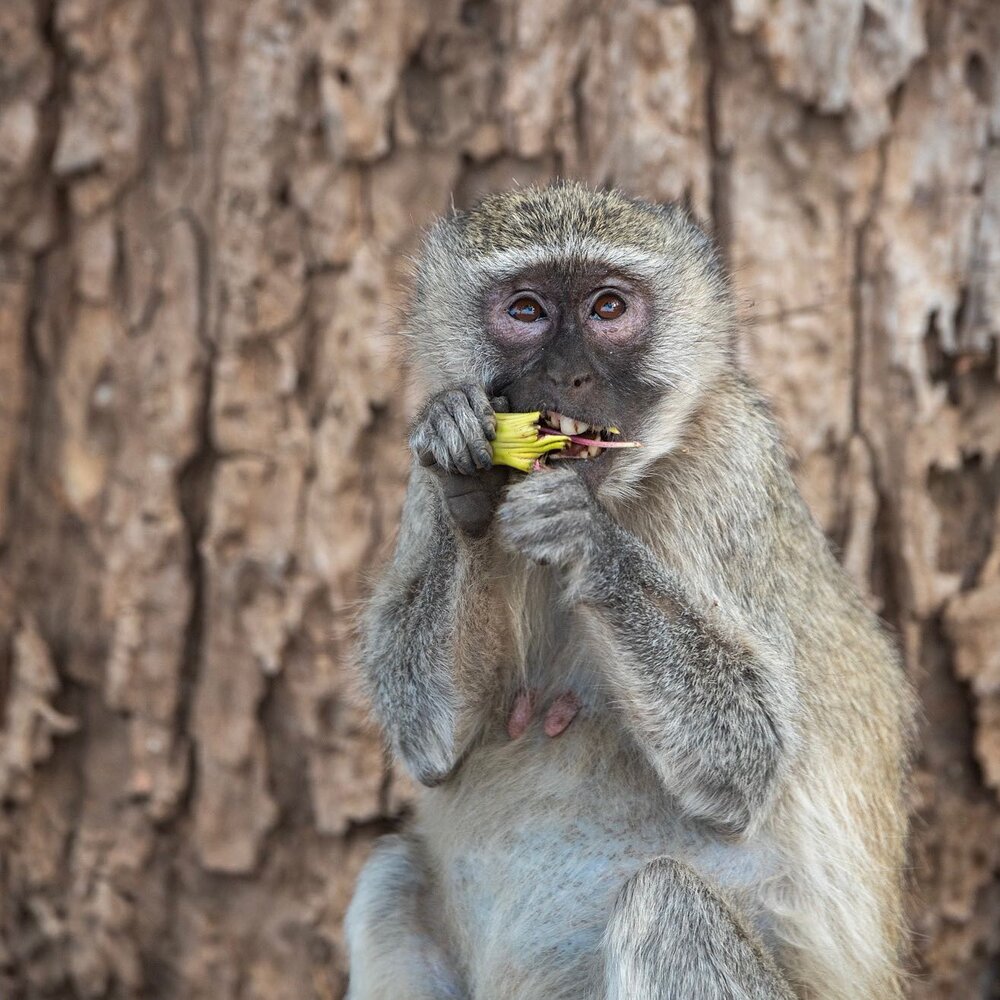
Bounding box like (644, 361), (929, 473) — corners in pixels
(653, 200), (687, 223)
(650, 199), (702, 234)
(652, 202), (726, 278)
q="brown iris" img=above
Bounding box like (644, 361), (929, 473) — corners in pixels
(508, 296), (545, 322)
(592, 292), (626, 320)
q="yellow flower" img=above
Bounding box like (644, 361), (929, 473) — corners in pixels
(490, 412), (570, 472)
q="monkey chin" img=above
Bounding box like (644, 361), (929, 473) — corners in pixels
(547, 446), (615, 489)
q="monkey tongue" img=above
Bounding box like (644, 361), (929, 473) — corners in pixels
(538, 427), (641, 450)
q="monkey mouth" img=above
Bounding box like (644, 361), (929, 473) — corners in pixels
(538, 409), (623, 460)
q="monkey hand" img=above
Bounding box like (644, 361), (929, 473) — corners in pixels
(435, 466), (511, 538)
(496, 466), (612, 585)
(409, 385), (511, 537)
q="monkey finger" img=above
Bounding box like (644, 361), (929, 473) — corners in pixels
(504, 477), (591, 517)
(503, 536), (578, 565)
(499, 500), (580, 526)
(409, 423), (438, 467)
(412, 414), (460, 473)
(428, 438), (456, 473)
(490, 395), (510, 414)
(444, 392), (493, 469)
(430, 411), (477, 476)
(512, 538), (580, 568)
(498, 510), (582, 550)
(509, 463), (579, 490)
(461, 384), (498, 441)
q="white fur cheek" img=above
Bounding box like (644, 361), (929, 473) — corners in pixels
(596, 394), (700, 507)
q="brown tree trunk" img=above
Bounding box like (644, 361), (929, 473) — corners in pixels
(1, 0), (998, 996)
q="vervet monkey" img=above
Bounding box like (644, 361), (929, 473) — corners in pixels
(345, 183), (913, 1000)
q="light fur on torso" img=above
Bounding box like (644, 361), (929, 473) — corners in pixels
(416, 612), (786, 1000)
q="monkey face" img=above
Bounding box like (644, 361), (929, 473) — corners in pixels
(409, 183), (735, 497)
(483, 263), (662, 489)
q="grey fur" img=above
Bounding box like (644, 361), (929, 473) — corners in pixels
(497, 465), (790, 836)
(601, 858), (795, 1000)
(349, 183), (913, 1000)
(410, 387), (511, 537)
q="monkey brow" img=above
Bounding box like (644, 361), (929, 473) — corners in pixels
(468, 240), (663, 283)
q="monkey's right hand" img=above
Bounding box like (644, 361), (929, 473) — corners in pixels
(409, 385), (510, 537)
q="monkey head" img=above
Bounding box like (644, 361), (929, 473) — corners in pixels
(407, 182), (736, 500)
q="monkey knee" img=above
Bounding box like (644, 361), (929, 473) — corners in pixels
(679, 747), (782, 837)
(604, 858), (699, 980)
(685, 785), (754, 838)
(604, 859), (793, 1000)
(347, 835), (465, 1000)
(622, 856), (696, 901)
(346, 835), (425, 944)
(610, 857), (700, 936)
(347, 837), (428, 988)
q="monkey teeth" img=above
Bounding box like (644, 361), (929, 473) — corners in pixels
(559, 414), (589, 436)
(542, 410), (612, 443)
(546, 410), (595, 437)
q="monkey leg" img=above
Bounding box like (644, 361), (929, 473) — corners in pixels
(601, 858), (796, 1000)
(345, 834), (465, 1000)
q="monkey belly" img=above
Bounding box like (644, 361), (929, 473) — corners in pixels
(414, 711), (783, 1000)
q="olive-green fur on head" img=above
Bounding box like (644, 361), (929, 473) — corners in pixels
(457, 183), (699, 258)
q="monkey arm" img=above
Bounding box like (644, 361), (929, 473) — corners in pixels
(581, 530), (795, 836)
(361, 470), (503, 787)
(497, 468), (797, 836)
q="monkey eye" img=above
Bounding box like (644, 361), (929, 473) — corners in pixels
(507, 296), (546, 323)
(591, 292), (626, 320)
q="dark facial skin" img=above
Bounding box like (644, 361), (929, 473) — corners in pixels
(483, 263), (663, 488)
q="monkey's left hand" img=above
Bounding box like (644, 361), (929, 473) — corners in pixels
(496, 467), (613, 587)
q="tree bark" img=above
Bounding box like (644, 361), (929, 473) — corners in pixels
(1, 0), (998, 996)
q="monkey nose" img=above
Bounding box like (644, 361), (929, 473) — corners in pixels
(546, 371), (593, 391)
